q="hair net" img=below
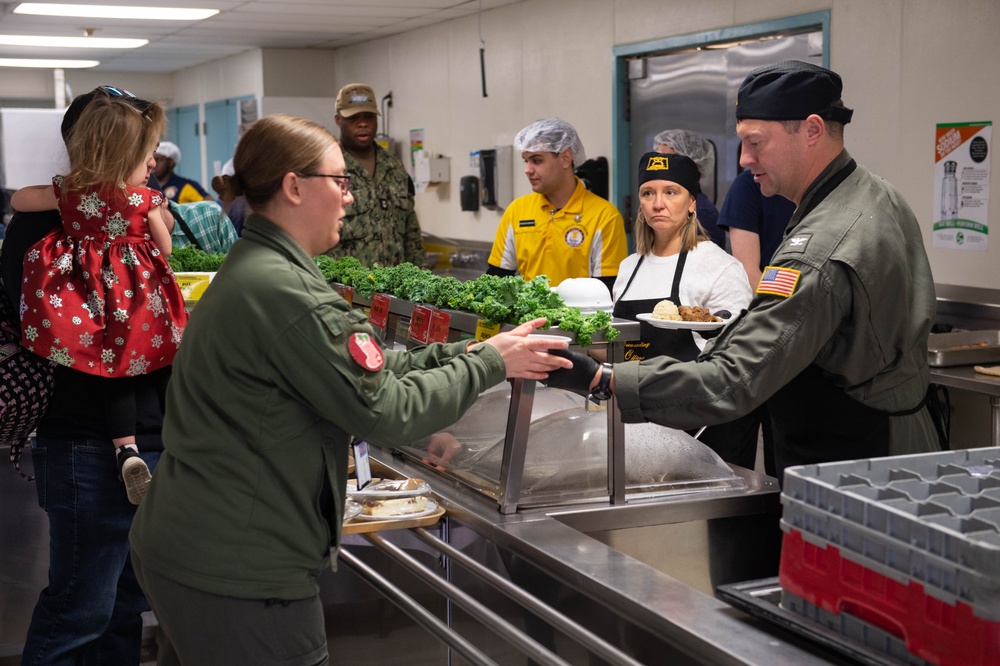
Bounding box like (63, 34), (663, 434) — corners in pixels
(514, 118), (587, 167)
(652, 129), (715, 175)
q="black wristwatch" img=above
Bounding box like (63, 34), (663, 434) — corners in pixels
(589, 363), (614, 402)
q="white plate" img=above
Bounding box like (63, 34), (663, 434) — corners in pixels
(343, 500), (362, 523)
(527, 333), (573, 343)
(347, 478), (431, 498)
(355, 499), (439, 521)
(636, 312), (725, 331)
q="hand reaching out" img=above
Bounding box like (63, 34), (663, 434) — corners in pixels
(423, 432), (463, 470)
(477, 318), (573, 380)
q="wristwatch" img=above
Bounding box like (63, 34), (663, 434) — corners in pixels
(589, 363), (614, 402)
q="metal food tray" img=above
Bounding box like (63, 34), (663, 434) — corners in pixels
(928, 330), (1000, 367)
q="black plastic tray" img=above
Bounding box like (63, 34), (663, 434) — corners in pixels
(716, 577), (913, 666)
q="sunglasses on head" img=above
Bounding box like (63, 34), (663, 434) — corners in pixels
(98, 85), (137, 99)
(98, 84), (155, 115)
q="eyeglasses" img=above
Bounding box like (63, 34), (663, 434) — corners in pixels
(98, 85), (137, 99)
(298, 173), (351, 194)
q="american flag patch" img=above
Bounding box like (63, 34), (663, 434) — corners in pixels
(757, 266), (801, 298)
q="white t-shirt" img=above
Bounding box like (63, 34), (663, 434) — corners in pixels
(612, 241), (752, 351)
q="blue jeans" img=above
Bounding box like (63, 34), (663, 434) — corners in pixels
(21, 437), (160, 666)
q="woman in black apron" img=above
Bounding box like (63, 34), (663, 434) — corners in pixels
(612, 152), (759, 469)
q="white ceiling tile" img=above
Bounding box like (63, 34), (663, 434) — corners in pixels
(0, 0), (521, 72)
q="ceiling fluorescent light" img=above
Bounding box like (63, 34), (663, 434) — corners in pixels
(14, 4), (219, 21)
(0, 35), (147, 48)
(0, 58), (99, 68)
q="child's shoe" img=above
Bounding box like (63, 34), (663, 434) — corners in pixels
(117, 448), (151, 505)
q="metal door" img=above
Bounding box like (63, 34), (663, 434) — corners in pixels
(625, 33), (822, 217)
(172, 104), (202, 183)
(204, 96), (254, 181)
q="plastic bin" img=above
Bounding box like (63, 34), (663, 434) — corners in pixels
(779, 580), (933, 666)
(779, 448), (1000, 665)
(781, 448), (1000, 617)
(780, 528), (1000, 665)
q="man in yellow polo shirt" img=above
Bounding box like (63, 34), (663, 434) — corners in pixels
(487, 118), (627, 290)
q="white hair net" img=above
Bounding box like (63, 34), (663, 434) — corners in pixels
(514, 118), (587, 167)
(652, 129), (715, 175)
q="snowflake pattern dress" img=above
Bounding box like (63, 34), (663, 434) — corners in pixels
(20, 176), (188, 377)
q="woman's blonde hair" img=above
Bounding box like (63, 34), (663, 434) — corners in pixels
(633, 204), (709, 255)
(62, 95), (165, 202)
(227, 114), (337, 210)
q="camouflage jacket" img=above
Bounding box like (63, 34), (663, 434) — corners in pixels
(325, 145), (425, 268)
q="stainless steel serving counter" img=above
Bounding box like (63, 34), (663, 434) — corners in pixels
(930, 365), (1000, 446)
(929, 284), (1000, 448)
(321, 449), (855, 665)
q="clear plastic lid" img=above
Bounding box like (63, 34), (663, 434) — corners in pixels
(397, 387), (745, 501)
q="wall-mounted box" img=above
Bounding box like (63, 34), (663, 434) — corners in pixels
(479, 145), (512, 211)
(414, 151), (450, 192)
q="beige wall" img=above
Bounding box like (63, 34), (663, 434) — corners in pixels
(326, 0), (999, 290)
(0, 69), (174, 107)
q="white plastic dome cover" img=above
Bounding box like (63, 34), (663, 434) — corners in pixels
(557, 278), (612, 311)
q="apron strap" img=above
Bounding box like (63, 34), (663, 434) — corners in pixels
(669, 250), (688, 303)
(618, 250), (689, 303)
(617, 255), (644, 300)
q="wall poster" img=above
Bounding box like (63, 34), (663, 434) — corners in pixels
(932, 121), (991, 251)
(409, 128), (424, 169)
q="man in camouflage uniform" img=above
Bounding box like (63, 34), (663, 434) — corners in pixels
(326, 83), (425, 268)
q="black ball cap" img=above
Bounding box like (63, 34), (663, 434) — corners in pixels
(736, 60), (853, 124)
(636, 151), (701, 196)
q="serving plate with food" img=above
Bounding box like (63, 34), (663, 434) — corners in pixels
(636, 313), (725, 331)
(346, 477), (431, 499)
(636, 300), (726, 331)
(342, 500), (362, 523)
(355, 496), (439, 521)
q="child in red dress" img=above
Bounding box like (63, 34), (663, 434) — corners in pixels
(13, 95), (188, 504)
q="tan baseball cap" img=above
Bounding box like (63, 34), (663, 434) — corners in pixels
(335, 83), (380, 118)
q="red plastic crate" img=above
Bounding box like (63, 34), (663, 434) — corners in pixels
(780, 528), (1000, 666)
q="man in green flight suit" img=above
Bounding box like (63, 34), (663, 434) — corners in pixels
(325, 83), (426, 268)
(545, 61), (942, 484)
